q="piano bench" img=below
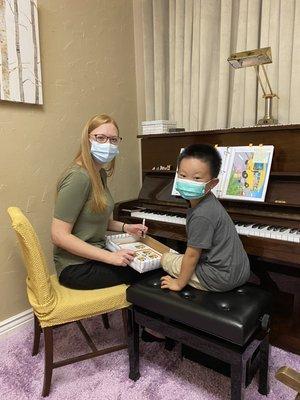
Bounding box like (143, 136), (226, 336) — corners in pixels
(126, 270), (272, 400)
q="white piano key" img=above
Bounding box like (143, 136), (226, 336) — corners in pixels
(258, 227), (271, 239)
(130, 210), (298, 242)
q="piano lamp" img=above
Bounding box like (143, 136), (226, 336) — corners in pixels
(227, 47), (279, 125)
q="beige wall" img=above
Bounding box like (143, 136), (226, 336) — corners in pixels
(0, 0), (139, 322)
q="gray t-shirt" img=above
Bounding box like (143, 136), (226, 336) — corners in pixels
(186, 192), (250, 291)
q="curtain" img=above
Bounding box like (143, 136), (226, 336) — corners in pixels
(134, 0), (300, 130)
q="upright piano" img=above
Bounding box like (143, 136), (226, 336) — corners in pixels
(115, 124), (300, 354)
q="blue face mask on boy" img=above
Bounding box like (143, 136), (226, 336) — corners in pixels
(90, 141), (119, 164)
(175, 178), (212, 200)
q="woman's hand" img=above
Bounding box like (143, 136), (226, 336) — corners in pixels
(125, 223), (148, 237)
(160, 275), (184, 291)
(107, 249), (135, 267)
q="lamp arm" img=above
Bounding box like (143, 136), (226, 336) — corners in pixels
(261, 65), (275, 96)
(254, 66), (267, 96)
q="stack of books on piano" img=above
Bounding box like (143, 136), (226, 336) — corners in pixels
(141, 120), (177, 135)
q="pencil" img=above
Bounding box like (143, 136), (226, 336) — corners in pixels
(142, 218), (146, 238)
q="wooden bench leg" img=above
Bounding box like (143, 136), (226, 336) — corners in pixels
(231, 359), (246, 400)
(258, 334), (270, 395)
(127, 308), (140, 381)
(42, 327), (53, 397)
(32, 314), (42, 356)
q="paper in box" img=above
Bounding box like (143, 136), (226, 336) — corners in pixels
(105, 233), (173, 273)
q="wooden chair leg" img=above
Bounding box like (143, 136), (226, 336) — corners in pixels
(121, 308), (128, 340)
(102, 313), (110, 329)
(32, 314), (42, 356)
(258, 334), (270, 395)
(42, 327), (53, 397)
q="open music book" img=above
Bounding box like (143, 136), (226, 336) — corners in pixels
(172, 145), (274, 202)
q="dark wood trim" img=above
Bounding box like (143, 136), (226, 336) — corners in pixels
(137, 124), (300, 138)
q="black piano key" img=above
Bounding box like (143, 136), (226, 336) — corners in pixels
(279, 227), (289, 232)
(267, 226), (275, 230)
(289, 228), (298, 234)
(272, 227), (281, 231)
(258, 225), (268, 229)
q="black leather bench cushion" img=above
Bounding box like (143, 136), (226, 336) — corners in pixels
(127, 270), (272, 346)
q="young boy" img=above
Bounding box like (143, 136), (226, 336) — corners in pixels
(160, 144), (250, 292)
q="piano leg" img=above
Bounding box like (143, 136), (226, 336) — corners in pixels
(127, 308), (140, 381)
(250, 256), (280, 294)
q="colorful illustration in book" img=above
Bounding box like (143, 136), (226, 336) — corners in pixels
(226, 150), (271, 199)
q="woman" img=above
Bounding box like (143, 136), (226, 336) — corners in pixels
(51, 114), (148, 290)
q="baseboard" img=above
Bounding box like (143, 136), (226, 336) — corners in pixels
(0, 309), (33, 336)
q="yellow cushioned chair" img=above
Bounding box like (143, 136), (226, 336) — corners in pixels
(7, 207), (130, 397)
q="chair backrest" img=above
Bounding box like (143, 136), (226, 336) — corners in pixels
(7, 207), (56, 316)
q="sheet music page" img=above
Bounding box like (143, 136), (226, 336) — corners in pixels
(211, 147), (229, 198)
(171, 148), (185, 196)
(221, 145), (274, 202)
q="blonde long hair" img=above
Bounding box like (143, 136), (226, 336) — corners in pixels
(59, 114), (119, 212)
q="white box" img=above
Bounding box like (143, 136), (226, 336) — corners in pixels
(105, 233), (173, 273)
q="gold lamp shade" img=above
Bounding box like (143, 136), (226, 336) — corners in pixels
(227, 47), (272, 69)
(227, 47), (278, 125)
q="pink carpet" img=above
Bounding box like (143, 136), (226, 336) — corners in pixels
(0, 312), (299, 400)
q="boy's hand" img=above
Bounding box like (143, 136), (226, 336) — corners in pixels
(160, 275), (184, 291)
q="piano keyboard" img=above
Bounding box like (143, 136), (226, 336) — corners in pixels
(131, 210), (186, 225)
(130, 210), (300, 243)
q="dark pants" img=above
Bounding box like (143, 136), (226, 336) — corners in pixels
(59, 260), (158, 290)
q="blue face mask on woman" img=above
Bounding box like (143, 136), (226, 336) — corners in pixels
(90, 141), (119, 164)
(175, 178), (212, 200)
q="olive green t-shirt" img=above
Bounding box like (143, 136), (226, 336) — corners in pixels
(53, 165), (114, 276)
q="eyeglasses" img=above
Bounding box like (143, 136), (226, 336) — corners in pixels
(90, 134), (122, 145)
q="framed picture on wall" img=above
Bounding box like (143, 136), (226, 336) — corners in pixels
(0, 0), (43, 104)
